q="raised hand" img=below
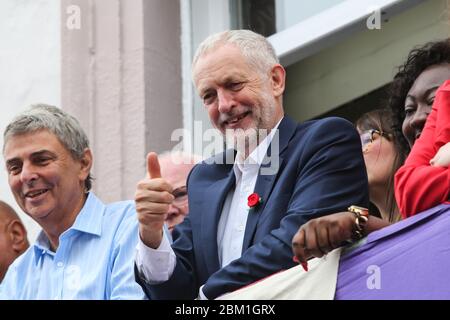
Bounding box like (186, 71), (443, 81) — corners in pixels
(135, 152), (174, 248)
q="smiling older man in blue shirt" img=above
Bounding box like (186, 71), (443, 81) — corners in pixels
(0, 105), (145, 300)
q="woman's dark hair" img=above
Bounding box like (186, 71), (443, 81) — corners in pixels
(356, 109), (408, 223)
(388, 38), (450, 152)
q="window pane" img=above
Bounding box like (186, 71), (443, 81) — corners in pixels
(230, 0), (276, 37)
(231, 0), (347, 36)
(276, 0), (346, 31)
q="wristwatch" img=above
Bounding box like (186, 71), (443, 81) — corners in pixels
(347, 205), (369, 240)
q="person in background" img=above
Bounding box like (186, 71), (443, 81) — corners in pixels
(0, 104), (145, 299)
(395, 80), (450, 217)
(391, 39), (450, 217)
(0, 201), (29, 282)
(158, 151), (202, 233)
(356, 109), (408, 223)
(292, 109), (407, 262)
(292, 38), (450, 262)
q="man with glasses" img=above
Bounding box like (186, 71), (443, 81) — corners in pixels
(158, 152), (202, 234)
(0, 201), (29, 282)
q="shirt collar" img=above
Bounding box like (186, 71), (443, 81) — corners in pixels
(33, 192), (105, 263)
(33, 231), (52, 260)
(69, 192), (105, 236)
(234, 117), (283, 178)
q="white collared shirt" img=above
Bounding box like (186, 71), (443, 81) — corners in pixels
(135, 118), (282, 297)
(217, 125), (278, 267)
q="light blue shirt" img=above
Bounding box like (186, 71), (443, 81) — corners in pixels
(0, 192), (146, 300)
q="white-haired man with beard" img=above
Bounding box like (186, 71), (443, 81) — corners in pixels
(134, 29), (369, 300)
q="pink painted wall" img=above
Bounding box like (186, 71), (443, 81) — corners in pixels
(61, 0), (182, 202)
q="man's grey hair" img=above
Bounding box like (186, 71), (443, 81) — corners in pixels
(192, 29), (279, 77)
(3, 104), (93, 191)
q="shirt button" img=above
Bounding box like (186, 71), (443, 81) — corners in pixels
(57, 262), (64, 268)
(237, 225), (245, 232)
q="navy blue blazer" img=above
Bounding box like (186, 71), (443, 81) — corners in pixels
(137, 116), (369, 299)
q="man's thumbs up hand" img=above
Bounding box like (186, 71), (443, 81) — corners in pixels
(147, 152), (162, 179)
(136, 152), (174, 249)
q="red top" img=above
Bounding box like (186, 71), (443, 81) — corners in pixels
(395, 80), (450, 218)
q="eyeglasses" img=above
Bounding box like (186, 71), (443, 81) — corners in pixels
(172, 186), (188, 206)
(360, 129), (388, 148)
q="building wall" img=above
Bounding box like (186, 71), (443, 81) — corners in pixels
(61, 0), (182, 203)
(0, 0), (61, 242)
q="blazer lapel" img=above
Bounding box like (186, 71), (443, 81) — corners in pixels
(242, 116), (297, 251)
(200, 152), (236, 275)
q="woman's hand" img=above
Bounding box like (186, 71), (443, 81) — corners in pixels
(292, 211), (354, 266)
(430, 142), (450, 167)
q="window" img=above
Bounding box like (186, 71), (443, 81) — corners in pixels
(231, 0), (347, 36)
(230, 0), (276, 37)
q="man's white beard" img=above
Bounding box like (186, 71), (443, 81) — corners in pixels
(222, 94), (276, 158)
(225, 127), (269, 159)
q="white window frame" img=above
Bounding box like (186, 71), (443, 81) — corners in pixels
(181, 0), (231, 152)
(268, 0), (426, 66)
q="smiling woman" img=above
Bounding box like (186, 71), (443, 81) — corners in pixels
(402, 64), (450, 148)
(395, 80), (450, 218)
(387, 38), (450, 218)
(388, 38), (450, 150)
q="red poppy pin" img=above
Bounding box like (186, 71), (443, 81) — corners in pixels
(247, 192), (263, 209)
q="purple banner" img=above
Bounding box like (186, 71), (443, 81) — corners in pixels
(336, 204), (450, 299)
